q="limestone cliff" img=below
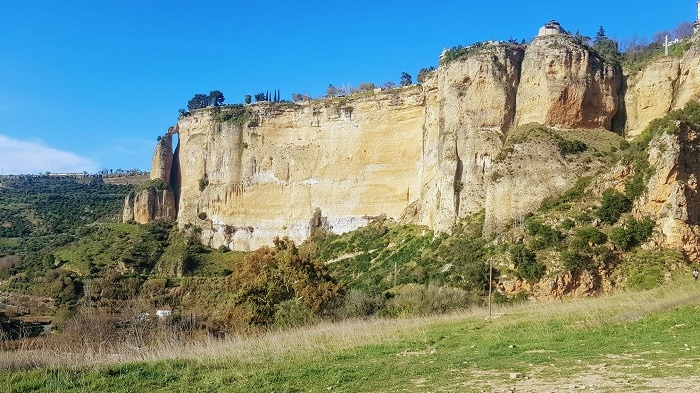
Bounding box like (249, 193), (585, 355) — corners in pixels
(150, 130), (175, 183)
(625, 35), (700, 138)
(624, 57), (681, 137)
(515, 35), (622, 130)
(130, 33), (700, 253)
(174, 90), (424, 251)
(122, 186), (177, 224)
(636, 125), (700, 260)
(123, 129), (178, 223)
(422, 43), (524, 233)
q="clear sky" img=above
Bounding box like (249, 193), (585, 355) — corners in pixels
(0, 1), (695, 174)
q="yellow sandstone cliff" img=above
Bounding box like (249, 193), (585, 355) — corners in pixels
(125, 34), (700, 252)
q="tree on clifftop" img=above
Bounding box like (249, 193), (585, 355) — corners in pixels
(400, 72), (412, 87)
(187, 94), (209, 111)
(209, 90), (225, 106)
(417, 67), (436, 84)
(592, 26), (621, 64)
(187, 90), (225, 111)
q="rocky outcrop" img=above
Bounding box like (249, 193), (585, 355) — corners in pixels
(635, 124), (700, 260)
(123, 187), (177, 224)
(426, 43), (524, 232)
(483, 136), (580, 234)
(624, 57), (680, 137)
(500, 268), (613, 300)
(625, 36), (700, 138)
(122, 194), (135, 222)
(150, 130), (176, 183)
(515, 35), (622, 130)
(672, 36), (700, 114)
(123, 128), (178, 224)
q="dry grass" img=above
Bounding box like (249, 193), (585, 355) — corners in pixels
(2, 279), (699, 373)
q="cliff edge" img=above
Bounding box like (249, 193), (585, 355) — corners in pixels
(128, 32), (700, 255)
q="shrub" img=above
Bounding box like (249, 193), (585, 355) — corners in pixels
(437, 236), (492, 291)
(135, 179), (169, 193)
(597, 189), (632, 225)
(417, 66), (436, 84)
(539, 176), (592, 212)
(217, 244), (229, 253)
(382, 285), (477, 317)
(561, 218), (575, 230)
(526, 219), (563, 249)
(198, 176), (209, 192)
(332, 289), (385, 319)
(561, 250), (594, 275)
(211, 105), (250, 124)
(574, 226), (607, 245)
(557, 139), (588, 155)
(620, 250), (683, 290)
(273, 298), (316, 328)
(225, 238), (343, 327)
(609, 217), (655, 250)
(511, 244), (545, 283)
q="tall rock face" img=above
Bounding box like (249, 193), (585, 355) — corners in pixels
(515, 35), (622, 130)
(131, 34), (700, 251)
(122, 129), (178, 224)
(635, 125), (700, 260)
(150, 130), (175, 183)
(625, 36), (700, 138)
(174, 91), (425, 250)
(624, 57), (681, 138)
(672, 36), (700, 114)
(422, 43), (525, 232)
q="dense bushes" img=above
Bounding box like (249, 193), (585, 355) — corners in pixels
(220, 238), (343, 330)
(557, 139), (588, 155)
(618, 249), (684, 290)
(609, 217), (655, 250)
(526, 219), (564, 250)
(511, 244), (545, 283)
(597, 189), (632, 225)
(134, 179), (168, 193)
(0, 176), (133, 294)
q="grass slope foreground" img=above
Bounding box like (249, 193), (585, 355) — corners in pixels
(2, 280), (700, 392)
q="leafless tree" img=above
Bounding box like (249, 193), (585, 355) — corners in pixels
(673, 21), (695, 40)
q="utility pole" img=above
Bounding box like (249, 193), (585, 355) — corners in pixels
(488, 258), (493, 318)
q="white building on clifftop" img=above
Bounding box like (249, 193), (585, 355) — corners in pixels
(538, 20), (567, 37)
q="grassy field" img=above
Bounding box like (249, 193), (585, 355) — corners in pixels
(3, 278), (700, 392)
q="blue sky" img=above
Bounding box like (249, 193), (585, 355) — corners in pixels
(0, 1), (695, 174)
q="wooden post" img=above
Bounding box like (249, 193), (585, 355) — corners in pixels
(488, 258), (493, 318)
